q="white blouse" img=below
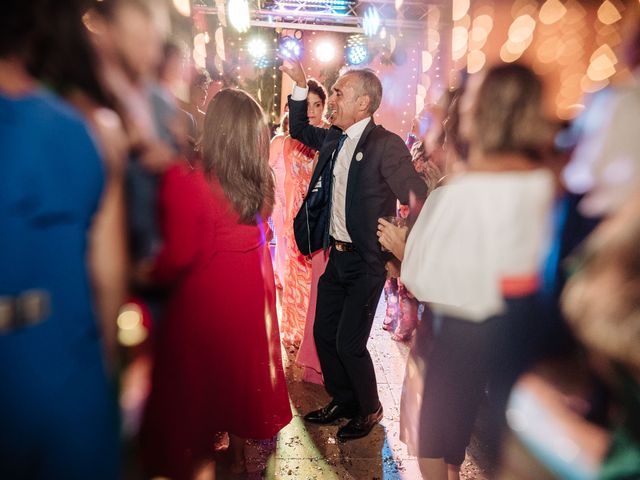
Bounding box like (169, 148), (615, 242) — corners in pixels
(401, 169), (554, 322)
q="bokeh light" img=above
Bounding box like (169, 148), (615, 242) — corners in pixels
(539, 0), (566, 25)
(316, 41), (336, 63)
(467, 50), (486, 74)
(117, 303), (148, 347)
(452, 0), (470, 22)
(363, 6), (381, 37)
(228, 0), (250, 33)
(248, 37), (267, 59)
(597, 0), (622, 25)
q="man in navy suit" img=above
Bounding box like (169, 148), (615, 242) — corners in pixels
(280, 59), (427, 440)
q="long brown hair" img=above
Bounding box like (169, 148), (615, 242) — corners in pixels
(202, 88), (274, 224)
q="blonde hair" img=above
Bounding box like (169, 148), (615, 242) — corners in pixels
(202, 88), (274, 223)
(472, 64), (551, 160)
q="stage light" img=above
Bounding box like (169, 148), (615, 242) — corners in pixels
(316, 41), (336, 63)
(347, 45), (368, 65)
(279, 36), (302, 60)
(248, 37), (270, 67)
(346, 34), (368, 65)
(363, 6), (381, 37)
(272, 0), (352, 16)
(254, 57), (270, 68)
(228, 0), (250, 33)
(248, 38), (267, 59)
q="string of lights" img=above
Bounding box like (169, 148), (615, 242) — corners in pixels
(184, 0), (631, 134)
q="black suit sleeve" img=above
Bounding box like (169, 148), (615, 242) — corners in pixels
(379, 133), (428, 204)
(288, 95), (328, 151)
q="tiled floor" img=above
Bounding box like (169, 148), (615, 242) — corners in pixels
(225, 297), (490, 480)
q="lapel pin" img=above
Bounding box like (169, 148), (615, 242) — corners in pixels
(355, 152), (364, 162)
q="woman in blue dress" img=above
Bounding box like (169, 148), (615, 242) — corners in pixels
(0, 1), (125, 478)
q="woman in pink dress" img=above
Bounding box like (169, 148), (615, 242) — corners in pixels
(296, 249), (329, 383)
(269, 113), (289, 288)
(140, 89), (292, 480)
(280, 79), (328, 346)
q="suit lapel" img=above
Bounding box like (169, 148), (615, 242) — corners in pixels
(345, 119), (378, 220)
(306, 127), (342, 197)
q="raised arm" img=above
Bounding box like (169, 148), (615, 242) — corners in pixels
(279, 57), (328, 150)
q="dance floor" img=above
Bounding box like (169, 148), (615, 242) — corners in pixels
(230, 296), (490, 480)
(121, 291), (596, 479)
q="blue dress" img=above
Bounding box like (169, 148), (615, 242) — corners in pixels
(0, 90), (120, 479)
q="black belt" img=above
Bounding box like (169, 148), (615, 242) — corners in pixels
(0, 290), (51, 333)
(332, 238), (356, 252)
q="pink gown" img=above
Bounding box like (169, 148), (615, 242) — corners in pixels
(269, 134), (287, 287)
(296, 249), (329, 384)
(279, 137), (317, 345)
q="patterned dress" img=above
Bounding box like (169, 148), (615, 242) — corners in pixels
(268, 134), (288, 287)
(280, 137), (318, 346)
(383, 203), (421, 341)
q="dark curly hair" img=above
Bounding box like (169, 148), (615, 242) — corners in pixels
(306, 78), (327, 106)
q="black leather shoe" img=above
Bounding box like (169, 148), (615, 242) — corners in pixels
(303, 400), (358, 425)
(337, 403), (383, 441)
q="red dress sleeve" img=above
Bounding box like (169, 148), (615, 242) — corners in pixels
(152, 163), (207, 285)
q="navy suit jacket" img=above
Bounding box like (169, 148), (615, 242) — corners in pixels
(289, 96), (428, 272)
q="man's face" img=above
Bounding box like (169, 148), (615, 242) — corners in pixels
(327, 74), (365, 131)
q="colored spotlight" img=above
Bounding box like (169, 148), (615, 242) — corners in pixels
(254, 57), (270, 68)
(347, 45), (368, 65)
(279, 36), (302, 60)
(316, 41), (336, 63)
(363, 6), (381, 37)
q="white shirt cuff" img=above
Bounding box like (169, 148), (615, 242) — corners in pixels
(291, 84), (309, 101)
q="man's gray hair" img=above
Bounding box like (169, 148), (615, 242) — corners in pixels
(341, 67), (383, 115)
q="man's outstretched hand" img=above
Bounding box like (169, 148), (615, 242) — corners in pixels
(278, 55), (307, 89)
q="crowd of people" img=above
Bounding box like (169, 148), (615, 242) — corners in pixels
(1, 0), (639, 479)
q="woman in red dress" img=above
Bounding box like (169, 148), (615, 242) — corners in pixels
(141, 88), (292, 479)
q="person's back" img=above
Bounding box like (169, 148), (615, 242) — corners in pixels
(140, 89), (291, 479)
(0, 90), (103, 334)
(0, 87), (120, 480)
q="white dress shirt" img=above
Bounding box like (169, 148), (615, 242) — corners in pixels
(328, 117), (370, 242)
(291, 84), (371, 243)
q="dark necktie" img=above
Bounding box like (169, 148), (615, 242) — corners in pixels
(323, 133), (349, 250)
